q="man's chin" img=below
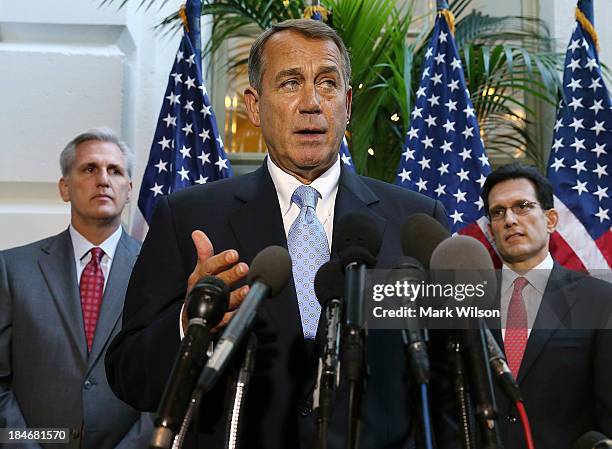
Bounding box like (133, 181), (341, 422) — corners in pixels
(499, 246), (536, 264)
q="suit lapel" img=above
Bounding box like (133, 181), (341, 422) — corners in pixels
(228, 164), (304, 347)
(38, 230), (87, 365)
(87, 231), (137, 372)
(329, 166), (386, 261)
(517, 264), (576, 382)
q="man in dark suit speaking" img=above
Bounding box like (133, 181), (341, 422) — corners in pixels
(482, 163), (612, 449)
(106, 19), (451, 449)
(0, 128), (153, 449)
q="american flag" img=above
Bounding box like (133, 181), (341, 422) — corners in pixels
(339, 136), (355, 172)
(395, 8), (494, 250)
(134, 28), (232, 237)
(546, 0), (611, 270)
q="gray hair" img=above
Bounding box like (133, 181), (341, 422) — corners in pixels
(60, 127), (134, 178)
(248, 19), (352, 93)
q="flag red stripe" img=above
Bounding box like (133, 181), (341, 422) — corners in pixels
(595, 230), (612, 268)
(459, 222), (503, 269)
(549, 231), (587, 272)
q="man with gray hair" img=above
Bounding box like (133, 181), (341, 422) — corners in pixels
(107, 19), (453, 449)
(0, 128), (153, 448)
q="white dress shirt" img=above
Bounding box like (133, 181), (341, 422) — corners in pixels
(500, 253), (554, 340)
(179, 156), (342, 339)
(70, 225), (123, 292)
(266, 155), (340, 248)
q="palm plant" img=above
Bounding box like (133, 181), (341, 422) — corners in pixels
(109, 0), (563, 181)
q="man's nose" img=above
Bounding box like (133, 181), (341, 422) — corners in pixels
(96, 169), (110, 186)
(504, 208), (519, 227)
(299, 83), (322, 114)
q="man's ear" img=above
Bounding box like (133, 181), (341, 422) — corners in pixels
(58, 178), (70, 202)
(244, 86), (261, 127)
(545, 208), (559, 234)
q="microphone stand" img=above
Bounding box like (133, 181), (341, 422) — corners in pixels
(343, 262), (367, 449)
(170, 334), (258, 449)
(448, 334), (476, 449)
(314, 298), (343, 449)
(460, 321), (503, 449)
(224, 333), (258, 449)
(402, 328), (434, 449)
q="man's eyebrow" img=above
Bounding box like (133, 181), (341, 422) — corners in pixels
(317, 66), (341, 77)
(489, 198), (532, 209)
(275, 68), (303, 82)
(274, 66), (341, 83)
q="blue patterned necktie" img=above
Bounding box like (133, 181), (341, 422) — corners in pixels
(287, 185), (330, 339)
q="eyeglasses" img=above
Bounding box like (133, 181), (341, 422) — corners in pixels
(489, 200), (540, 221)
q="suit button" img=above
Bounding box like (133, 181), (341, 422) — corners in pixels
(298, 399), (313, 416)
(506, 415), (518, 423)
(84, 379), (93, 389)
(70, 428), (80, 439)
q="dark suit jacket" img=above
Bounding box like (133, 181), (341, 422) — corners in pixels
(0, 229), (153, 449)
(106, 163), (451, 449)
(492, 263), (612, 449)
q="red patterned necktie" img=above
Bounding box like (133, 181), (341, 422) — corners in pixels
(505, 276), (529, 379)
(80, 247), (105, 352)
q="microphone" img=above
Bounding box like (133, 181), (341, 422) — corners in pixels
(430, 235), (501, 449)
(483, 326), (522, 403)
(313, 259), (345, 449)
(197, 246), (292, 393)
(401, 213), (450, 269)
(573, 432), (612, 449)
(335, 213), (382, 449)
(335, 212), (381, 332)
(387, 256), (430, 385)
(150, 276), (230, 449)
(398, 214), (449, 385)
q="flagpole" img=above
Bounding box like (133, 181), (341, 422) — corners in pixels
(184, 0), (202, 63)
(578, 0), (594, 24)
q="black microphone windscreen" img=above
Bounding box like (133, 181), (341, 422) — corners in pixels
(248, 246), (292, 296)
(387, 256), (427, 284)
(573, 431), (612, 449)
(429, 235), (497, 299)
(430, 235), (494, 271)
(314, 260), (345, 307)
(191, 275), (229, 294)
(187, 276), (230, 325)
(339, 245), (377, 268)
(335, 213), (382, 262)
(401, 213), (450, 268)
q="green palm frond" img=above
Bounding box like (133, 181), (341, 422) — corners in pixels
(327, 0), (413, 178)
(102, 0), (564, 178)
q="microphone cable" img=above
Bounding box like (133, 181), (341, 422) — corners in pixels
(419, 383), (434, 449)
(516, 401), (536, 449)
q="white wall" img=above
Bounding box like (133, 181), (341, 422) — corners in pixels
(0, 0), (185, 249)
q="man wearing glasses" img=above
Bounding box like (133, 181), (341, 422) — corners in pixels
(481, 162), (612, 449)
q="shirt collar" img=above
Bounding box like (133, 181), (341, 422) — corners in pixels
(69, 225), (123, 262)
(501, 252), (554, 295)
(266, 155), (341, 216)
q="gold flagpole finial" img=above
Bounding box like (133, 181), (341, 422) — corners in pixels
(438, 9), (456, 35)
(303, 5), (330, 22)
(575, 7), (599, 52)
(179, 4), (190, 33)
